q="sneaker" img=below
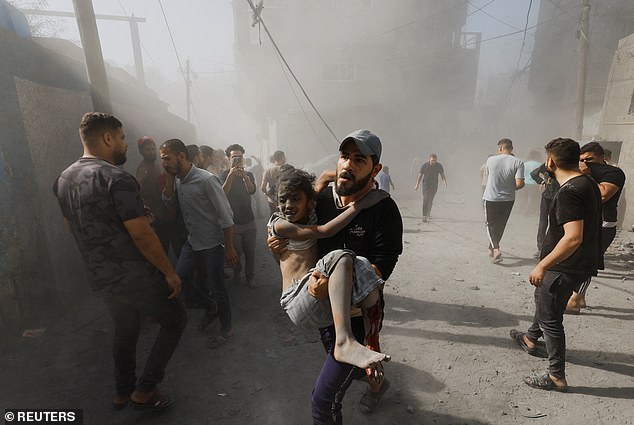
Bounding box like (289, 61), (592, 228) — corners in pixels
(422, 216), (428, 223)
(247, 278), (257, 288)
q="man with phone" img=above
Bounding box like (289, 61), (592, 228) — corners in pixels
(220, 144), (258, 288)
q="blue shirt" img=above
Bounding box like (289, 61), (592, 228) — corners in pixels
(164, 165), (234, 251)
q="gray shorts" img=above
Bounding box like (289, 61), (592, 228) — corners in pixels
(280, 249), (384, 330)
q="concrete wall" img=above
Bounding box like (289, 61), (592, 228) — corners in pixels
(0, 27), (196, 330)
(598, 33), (634, 228)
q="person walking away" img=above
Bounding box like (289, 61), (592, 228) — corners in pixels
(414, 153), (447, 222)
(220, 144), (258, 288)
(54, 113), (186, 410)
(510, 138), (602, 392)
(566, 141), (625, 313)
(482, 139), (525, 263)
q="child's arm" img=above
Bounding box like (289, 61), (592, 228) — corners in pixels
(273, 190), (389, 240)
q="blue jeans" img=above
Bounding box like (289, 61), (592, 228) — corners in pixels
(176, 241), (232, 332)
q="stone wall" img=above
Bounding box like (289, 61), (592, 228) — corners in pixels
(598, 33), (634, 228)
(0, 27), (196, 330)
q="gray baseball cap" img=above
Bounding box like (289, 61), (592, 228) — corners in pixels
(339, 129), (382, 161)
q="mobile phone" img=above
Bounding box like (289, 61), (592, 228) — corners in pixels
(232, 156), (242, 168)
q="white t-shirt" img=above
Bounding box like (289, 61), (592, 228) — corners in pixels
(483, 154), (525, 202)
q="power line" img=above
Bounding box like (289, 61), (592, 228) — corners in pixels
(273, 47), (330, 157)
(157, 0), (186, 81)
(245, 0), (339, 143)
(465, 0), (520, 30)
(515, 0), (534, 71)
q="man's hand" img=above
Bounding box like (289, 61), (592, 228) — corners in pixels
(308, 270), (329, 300)
(165, 272), (182, 299)
(529, 264), (546, 287)
(225, 245), (239, 268)
(579, 161), (591, 175)
(267, 234), (288, 255)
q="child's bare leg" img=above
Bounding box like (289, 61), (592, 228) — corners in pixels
(361, 288), (385, 389)
(328, 255), (389, 369)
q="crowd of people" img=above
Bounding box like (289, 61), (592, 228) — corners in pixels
(53, 112), (626, 423)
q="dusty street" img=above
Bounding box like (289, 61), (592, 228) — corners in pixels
(1, 190), (633, 425)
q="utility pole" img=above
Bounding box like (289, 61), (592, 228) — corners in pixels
(129, 14), (145, 85)
(186, 58), (192, 123)
(71, 0), (112, 113)
(574, 0), (591, 140)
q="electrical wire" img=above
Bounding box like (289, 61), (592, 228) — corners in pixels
(245, 0), (339, 143)
(465, 0), (520, 30)
(515, 0), (534, 71)
(273, 48), (330, 157)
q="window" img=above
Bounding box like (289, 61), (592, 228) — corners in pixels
(322, 63), (356, 82)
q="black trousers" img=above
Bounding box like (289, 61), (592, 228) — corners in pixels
(536, 196), (553, 251)
(484, 200), (514, 249)
(577, 226), (617, 295)
(527, 271), (588, 379)
(103, 283), (187, 395)
(422, 187), (437, 217)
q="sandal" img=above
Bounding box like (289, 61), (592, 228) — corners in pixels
(359, 378), (390, 415)
(129, 388), (173, 410)
(509, 329), (546, 358)
(523, 373), (567, 392)
(112, 393), (131, 410)
(208, 329), (233, 349)
(198, 304), (219, 330)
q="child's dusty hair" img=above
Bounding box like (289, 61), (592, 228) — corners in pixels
(277, 166), (315, 200)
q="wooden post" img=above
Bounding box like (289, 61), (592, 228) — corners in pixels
(72, 0), (112, 113)
(129, 15), (145, 85)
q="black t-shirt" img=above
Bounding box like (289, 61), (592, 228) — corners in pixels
(315, 187), (403, 280)
(530, 163), (560, 200)
(54, 158), (163, 296)
(587, 163), (626, 222)
(420, 162), (444, 191)
(542, 175), (603, 275)
(219, 170), (255, 225)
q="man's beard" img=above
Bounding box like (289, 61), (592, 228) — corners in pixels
(113, 151), (127, 166)
(335, 170), (373, 196)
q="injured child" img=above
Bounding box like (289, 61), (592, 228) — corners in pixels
(267, 167), (390, 370)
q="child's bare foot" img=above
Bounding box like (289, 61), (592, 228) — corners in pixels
(334, 339), (390, 369)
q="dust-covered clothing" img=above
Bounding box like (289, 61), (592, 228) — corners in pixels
(280, 249), (384, 329)
(483, 154), (525, 202)
(54, 156), (186, 396)
(54, 157), (163, 296)
(163, 165), (233, 251)
(419, 161), (444, 192)
(541, 175), (603, 275)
